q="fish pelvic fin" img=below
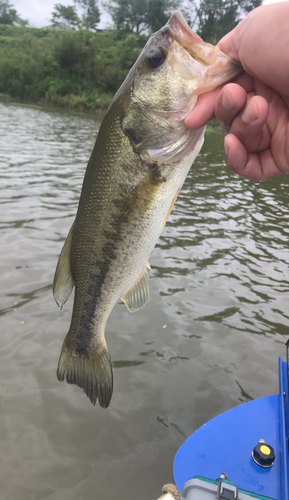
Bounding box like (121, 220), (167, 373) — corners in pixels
(53, 222), (75, 309)
(57, 338), (113, 408)
(121, 264), (149, 312)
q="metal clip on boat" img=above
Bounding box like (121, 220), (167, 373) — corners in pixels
(217, 474), (239, 500)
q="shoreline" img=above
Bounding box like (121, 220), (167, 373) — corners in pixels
(0, 95), (222, 133)
(0, 94), (107, 120)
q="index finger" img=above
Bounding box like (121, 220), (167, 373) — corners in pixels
(185, 86), (224, 129)
(185, 73), (254, 130)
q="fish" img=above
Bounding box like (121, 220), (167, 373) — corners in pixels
(53, 11), (242, 408)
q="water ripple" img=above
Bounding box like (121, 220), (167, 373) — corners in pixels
(0, 104), (288, 500)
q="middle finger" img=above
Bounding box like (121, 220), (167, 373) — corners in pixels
(215, 83), (247, 131)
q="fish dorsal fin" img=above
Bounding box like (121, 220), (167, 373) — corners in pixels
(121, 265), (150, 312)
(53, 222), (75, 309)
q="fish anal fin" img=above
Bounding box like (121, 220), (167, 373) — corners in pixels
(53, 222), (75, 309)
(121, 265), (149, 312)
(162, 188), (181, 232)
(120, 168), (165, 223)
(57, 338), (113, 408)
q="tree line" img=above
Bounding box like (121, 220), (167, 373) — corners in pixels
(0, 0), (261, 113)
(0, 0), (261, 43)
(0, 23), (147, 111)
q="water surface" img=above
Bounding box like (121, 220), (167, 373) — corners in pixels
(0, 102), (288, 500)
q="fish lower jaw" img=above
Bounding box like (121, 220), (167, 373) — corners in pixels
(142, 126), (205, 164)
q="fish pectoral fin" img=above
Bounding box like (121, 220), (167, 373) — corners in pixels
(121, 264), (150, 312)
(161, 188), (181, 232)
(53, 222), (75, 309)
(120, 167), (165, 223)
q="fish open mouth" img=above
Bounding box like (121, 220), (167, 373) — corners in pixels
(139, 12), (243, 163)
(168, 11), (203, 42)
(166, 11), (242, 91)
(123, 11), (243, 164)
(167, 11), (220, 66)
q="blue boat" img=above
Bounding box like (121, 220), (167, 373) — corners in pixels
(172, 342), (289, 500)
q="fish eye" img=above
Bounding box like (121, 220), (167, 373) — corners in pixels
(146, 48), (166, 69)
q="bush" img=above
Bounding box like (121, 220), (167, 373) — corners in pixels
(0, 25), (148, 111)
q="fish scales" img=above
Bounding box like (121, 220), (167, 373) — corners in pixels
(53, 11), (242, 407)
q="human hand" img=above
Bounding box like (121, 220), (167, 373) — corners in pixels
(186, 3), (289, 182)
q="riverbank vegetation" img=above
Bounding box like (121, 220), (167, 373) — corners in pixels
(0, 24), (147, 112)
(0, 0), (261, 113)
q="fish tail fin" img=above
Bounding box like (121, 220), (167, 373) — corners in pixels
(57, 338), (113, 408)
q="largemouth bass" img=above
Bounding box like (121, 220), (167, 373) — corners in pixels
(53, 11), (242, 408)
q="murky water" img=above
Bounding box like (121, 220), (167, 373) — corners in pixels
(1, 102), (288, 500)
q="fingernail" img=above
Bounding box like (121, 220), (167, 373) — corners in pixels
(222, 89), (235, 112)
(242, 103), (258, 123)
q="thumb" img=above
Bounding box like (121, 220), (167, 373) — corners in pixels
(217, 31), (240, 62)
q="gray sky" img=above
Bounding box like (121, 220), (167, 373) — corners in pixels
(12, 0), (113, 28)
(11, 0), (285, 29)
